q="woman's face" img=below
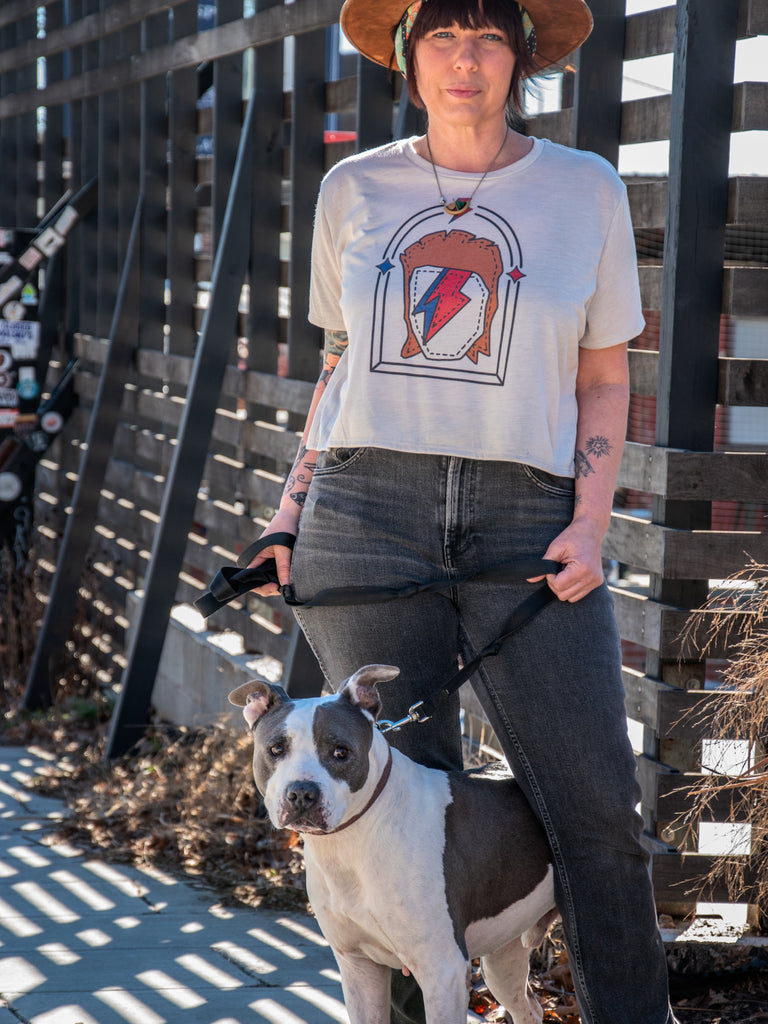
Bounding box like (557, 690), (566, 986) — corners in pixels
(412, 21), (516, 128)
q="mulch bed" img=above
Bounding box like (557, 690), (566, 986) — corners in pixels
(3, 696), (768, 1023)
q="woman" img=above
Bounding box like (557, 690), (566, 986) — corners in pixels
(251, 1), (676, 1022)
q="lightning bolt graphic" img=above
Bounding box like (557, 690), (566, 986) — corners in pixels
(413, 268), (472, 342)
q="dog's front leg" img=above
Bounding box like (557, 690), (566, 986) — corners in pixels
(334, 952), (391, 1024)
(417, 954), (473, 1024)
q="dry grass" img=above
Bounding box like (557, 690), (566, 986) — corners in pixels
(678, 560), (768, 921)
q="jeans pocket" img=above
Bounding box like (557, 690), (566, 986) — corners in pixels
(313, 446), (367, 476)
(522, 463), (575, 498)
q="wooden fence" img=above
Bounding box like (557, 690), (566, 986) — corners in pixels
(1, 0), (766, 918)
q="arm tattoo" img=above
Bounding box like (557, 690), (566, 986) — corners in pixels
(285, 443), (317, 505)
(574, 450), (595, 478)
(280, 333), (346, 508)
(584, 435), (613, 458)
(324, 329), (349, 360)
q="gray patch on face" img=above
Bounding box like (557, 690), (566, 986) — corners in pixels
(443, 765), (552, 955)
(312, 698), (375, 794)
(251, 701), (296, 797)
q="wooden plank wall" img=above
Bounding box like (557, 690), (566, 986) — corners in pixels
(0, 0), (766, 913)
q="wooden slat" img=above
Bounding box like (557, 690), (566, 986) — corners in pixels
(623, 5), (675, 60)
(617, 443), (768, 501)
(626, 176), (768, 230)
(620, 82), (767, 148)
(741, 0), (768, 35)
(0, 0), (346, 117)
(630, 349), (768, 406)
(722, 268), (768, 319)
(639, 265), (768, 318)
(1, 0), (188, 73)
(524, 108), (572, 146)
(606, 513), (768, 579)
(243, 371), (313, 417)
(623, 666), (669, 732)
(0, 0), (57, 32)
(623, 670), (746, 741)
(624, 0), (768, 62)
(627, 347), (658, 397)
(636, 752), (678, 817)
(652, 852), (757, 904)
(611, 588), (752, 660)
(719, 357), (768, 407)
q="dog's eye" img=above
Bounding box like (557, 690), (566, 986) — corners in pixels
(269, 742), (285, 758)
(333, 746), (349, 761)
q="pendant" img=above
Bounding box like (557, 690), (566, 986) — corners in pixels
(442, 198), (469, 216)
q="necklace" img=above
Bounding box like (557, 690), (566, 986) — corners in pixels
(425, 129), (508, 216)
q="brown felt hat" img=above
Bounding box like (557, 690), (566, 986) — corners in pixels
(340, 0), (593, 75)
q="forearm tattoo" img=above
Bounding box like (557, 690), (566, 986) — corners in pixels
(574, 451), (595, 478)
(285, 443), (317, 507)
(281, 331), (347, 508)
(585, 435), (613, 458)
(574, 435), (614, 479)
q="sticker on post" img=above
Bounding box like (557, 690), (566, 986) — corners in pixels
(2, 300), (26, 321)
(41, 411), (64, 435)
(0, 319), (40, 359)
(17, 368), (38, 401)
(34, 226), (65, 258)
(0, 471), (23, 503)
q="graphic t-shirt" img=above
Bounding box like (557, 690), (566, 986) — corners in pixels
(307, 136), (644, 477)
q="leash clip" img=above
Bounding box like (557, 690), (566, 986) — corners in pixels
(378, 700), (430, 734)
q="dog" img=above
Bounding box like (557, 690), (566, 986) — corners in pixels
(229, 664), (557, 1024)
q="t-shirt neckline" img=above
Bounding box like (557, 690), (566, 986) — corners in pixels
(403, 134), (544, 180)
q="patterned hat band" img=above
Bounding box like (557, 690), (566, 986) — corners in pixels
(394, 1), (537, 76)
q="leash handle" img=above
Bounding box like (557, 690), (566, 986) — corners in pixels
(194, 533), (295, 618)
(237, 531), (296, 569)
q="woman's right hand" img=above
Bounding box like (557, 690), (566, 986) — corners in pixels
(247, 509), (299, 597)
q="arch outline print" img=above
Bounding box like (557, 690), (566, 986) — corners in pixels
(369, 204), (526, 387)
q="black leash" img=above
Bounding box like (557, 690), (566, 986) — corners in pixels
(196, 533), (561, 731)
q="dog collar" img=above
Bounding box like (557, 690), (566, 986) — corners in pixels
(323, 747), (393, 835)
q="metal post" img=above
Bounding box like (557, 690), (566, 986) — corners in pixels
(105, 89), (259, 759)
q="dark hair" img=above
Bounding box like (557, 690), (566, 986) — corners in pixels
(401, 0), (537, 114)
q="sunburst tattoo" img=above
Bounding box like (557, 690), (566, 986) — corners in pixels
(585, 435), (613, 458)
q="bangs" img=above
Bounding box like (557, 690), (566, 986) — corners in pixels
(413, 0), (521, 34)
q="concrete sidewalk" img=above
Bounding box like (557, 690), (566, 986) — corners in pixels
(0, 744), (348, 1024)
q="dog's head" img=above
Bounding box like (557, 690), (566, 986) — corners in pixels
(229, 664), (399, 834)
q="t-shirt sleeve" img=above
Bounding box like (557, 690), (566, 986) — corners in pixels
(308, 180), (348, 331)
(580, 186), (645, 349)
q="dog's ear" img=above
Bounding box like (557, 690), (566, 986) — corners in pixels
(340, 665), (400, 719)
(229, 679), (290, 728)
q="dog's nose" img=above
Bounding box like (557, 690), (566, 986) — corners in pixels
(286, 781), (321, 813)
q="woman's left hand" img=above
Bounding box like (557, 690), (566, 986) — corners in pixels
(527, 518), (606, 602)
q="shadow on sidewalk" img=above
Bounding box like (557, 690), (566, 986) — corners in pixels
(0, 745), (347, 1024)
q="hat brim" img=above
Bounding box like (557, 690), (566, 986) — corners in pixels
(340, 0), (593, 75)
